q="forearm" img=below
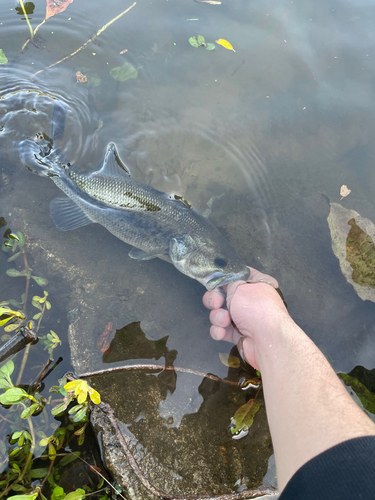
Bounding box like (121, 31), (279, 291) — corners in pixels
(254, 307), (375, 491)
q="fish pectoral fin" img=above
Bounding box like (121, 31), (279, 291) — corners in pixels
(95, 143), (132, 178)
(50, 197), (93, 231)
(128, 247), (163, 261)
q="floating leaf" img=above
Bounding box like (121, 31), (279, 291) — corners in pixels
(46, 0), (74, 20)
(0, 49), (8, 65)
(327, 203), (375, 303)
(31, 276), (48, 286)
(219, 352), (241, 368)
(189, 36), (200, 48)
(15, 2), (35, 15)
(230, 399), (260, 439)
(340, 185), (351, 200)
(110, 62), (138, 82)
(205, 43), (215, 50)
(215, 38), (235, 52)
(338, 373), (375, 414)
(197, 35), (205, 45)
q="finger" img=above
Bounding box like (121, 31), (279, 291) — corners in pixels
(209, 308), (232, 328)
(203, 290), (225, 310)
(210, 324), (242, 344)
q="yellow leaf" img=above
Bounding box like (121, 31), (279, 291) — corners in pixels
(88, 387), (101, 405)
(64, 380), (81, 393)
(215, 39), (235, 52)
(77, 390), (87, 404)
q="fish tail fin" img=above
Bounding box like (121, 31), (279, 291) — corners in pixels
(18, 102), (68, 178)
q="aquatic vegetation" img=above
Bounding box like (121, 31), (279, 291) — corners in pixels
(0, 230), (107, 499)
(189, 35), (215, 50)
(328, 203), (375, 302)
(110, 62), (138, 82)
(0, 49), (7, 65)
(219, 353), (262, 439)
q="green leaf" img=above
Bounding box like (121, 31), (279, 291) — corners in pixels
(70, 407), (88, 422)
(17, 232), (25, 247)
(188, 36), (199, 48)
(21, 403), (41, 419)
(33, 313), (42, 320)
(51, 402), (69, 415)
(6, 269), (23, 277)
(205, 43), (215, 50)
(0, 359), (14, 379)
(110, 62), (138, 82)
(11, 484), (26, 491)
(218, 353), (241, 368)
(10, 494), (39, 500)
(4, 323), (21, 332)
(197, 35), (205, 45)
(65, 489), (86, 500)
(60, 452), (80, 467)
(9, 299), (23, 308)
(230, 399), (260, 439)
(29, 467), (49, 478)
(51, 486), (65, 500)
(338, 373), (375, 414)
(0, 387), (29, 404)
(46, 301), (51, 310)
(7, 251), (21, 262)
(31, 276), (48, 286)
(0, 49), (8, 64)
(327, 203), (375, 302)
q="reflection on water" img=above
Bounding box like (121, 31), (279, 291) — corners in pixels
(1, 0), (375, 493)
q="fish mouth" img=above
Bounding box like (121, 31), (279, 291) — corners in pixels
(205, 267), (250, 291)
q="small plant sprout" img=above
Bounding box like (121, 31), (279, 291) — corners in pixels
(189, 35), (215, 50)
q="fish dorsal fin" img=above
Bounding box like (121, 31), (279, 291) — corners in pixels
(96, 143), (132, 178)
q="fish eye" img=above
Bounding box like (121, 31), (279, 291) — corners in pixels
(214, 257), (228, 267)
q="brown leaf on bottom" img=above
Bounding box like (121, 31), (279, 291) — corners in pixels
(46, 0), (74, 20)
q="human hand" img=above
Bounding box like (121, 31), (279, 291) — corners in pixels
(203, 267), (287, 370)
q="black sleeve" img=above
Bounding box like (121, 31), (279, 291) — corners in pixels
(279, 436), (375, 500)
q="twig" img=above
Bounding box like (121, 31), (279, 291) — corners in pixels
(31, 2), (137, 79)
(16, 343), (31, 386)
(100, 402), (277, 500)
(78, 364), (238, 386)
(21, 19), (46, 52)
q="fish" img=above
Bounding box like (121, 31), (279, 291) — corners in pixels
(17, 103), (250, 290)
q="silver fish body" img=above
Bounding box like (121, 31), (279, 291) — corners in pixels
(18, 104), (249, 290)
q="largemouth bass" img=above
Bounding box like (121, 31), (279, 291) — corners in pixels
(18, 103), (249, 290)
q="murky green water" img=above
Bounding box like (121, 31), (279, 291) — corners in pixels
(1, 0), (375, 494)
